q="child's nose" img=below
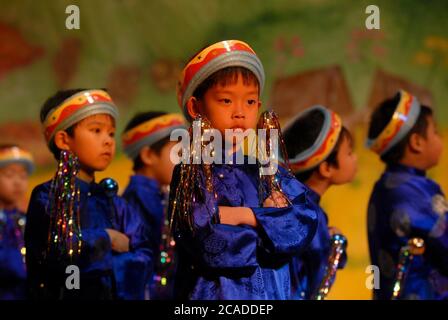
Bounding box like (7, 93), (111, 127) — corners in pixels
(232, 102), (245, 119)
(104, 135), (114, 145)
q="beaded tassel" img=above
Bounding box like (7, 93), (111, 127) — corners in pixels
(46, 150), (82, 260)
(170, 116), (215, 235)
(257, 110), (293, 206)
(314, 234), (348, 300)
(391, 238), (425, 299)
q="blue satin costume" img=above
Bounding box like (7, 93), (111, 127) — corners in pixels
(25, 178), (152, 300)
(368, 164), (448, 300)
(170, 154), (318, 300)
(123, 175), (175, 299)
(0, 208), (27, 300)
(290, 187), (347, 299)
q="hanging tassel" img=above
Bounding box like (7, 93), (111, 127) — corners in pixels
(313, 234), (348, 300)
(170, 116), (215, 235)
(46, 150), (82, 260)
(257, 110), (292, 207)
(391, 237), (425, 300)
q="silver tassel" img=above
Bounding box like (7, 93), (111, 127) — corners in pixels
(314, 233), (347, 300)
(391, 237), (425, 300)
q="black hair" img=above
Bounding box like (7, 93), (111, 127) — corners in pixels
(0, 144), (19, 150)
(124, 111), (172, 171)
(284, 108), (353, 183)
(184, 66), (259, 121)
(40, 88), (89, 159)
(192, 66), (259, 100)
(367, 93), (433, 165)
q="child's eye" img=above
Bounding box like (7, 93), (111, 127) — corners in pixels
(247, 99), (257, 105)
(109, 131), (115, 138)
(219, 98), (231, 105)
(90, 127), (101, 134)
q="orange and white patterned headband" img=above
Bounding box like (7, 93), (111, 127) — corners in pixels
(122, 113), (186, 159)
(366, 90), (421, 155)
(0, 146), (34, 174)
(284, 105), (342, 173)
(176, 40), (265, 120)
(43, 89), (118, 145)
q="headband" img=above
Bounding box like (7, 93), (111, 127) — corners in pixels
(0, 146), (34, 174)
(285, 105), (342, 173)
(122, 113), (186, 159)
(43, 89), (119, 145)
(176, 40), (265, 119)
(366, 90), (421, 155)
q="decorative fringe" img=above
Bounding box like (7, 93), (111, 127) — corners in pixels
(46, 150), (82, 260)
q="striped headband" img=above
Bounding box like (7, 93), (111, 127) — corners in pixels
(122, 113), (186, 160)
(43, 89), (119, 146)
(366, 90), (421, 155)
(285, 105), (343, 173)
(0, 146), (35, 174)
(176, 40), (265, 120)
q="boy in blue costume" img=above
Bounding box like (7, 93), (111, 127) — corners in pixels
(283, 106), (355, 299)
(367, 90), (447, 299)
(122, 111), (186, 299)
(26, 89), (152, 299)
(171, 40), (318, 300)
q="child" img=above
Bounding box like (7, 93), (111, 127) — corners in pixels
(122, 111), (186, 299)
(0, 145), (34, 300)
(25, 89), (152, 300)
(283, 106), (356, 299)
(170, 40), (318, 300)
(367, 90), (447, 300)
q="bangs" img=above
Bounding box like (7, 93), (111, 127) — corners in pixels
(193, 66), (259, 99)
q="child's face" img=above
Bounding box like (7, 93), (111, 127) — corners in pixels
(152, 141), (178, 186)
(421, 115), (443, 169)
(329, 135), (358, 185)
(194, 74), (260, 143)
(0, 163), (28, 207)
(67, 114), (116, 172)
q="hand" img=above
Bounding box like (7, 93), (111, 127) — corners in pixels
(328, 226), (342, 237)
(263, 191), (288, 208)
(218, 206), (258, 227)
(105, 229), (130, 253)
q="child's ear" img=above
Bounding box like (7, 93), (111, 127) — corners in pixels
(317, 161), (333, 179)
(408, 133), (425, 153)
(257, 100), (262, 110)
(186, 97), (201, 119)
(53, 131), (72, 151)
(139, 146), (155, 166)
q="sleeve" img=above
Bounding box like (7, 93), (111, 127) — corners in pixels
(250, 171), (318, 256)
(390, 184), (448, 276)
(0, 247), (26, 280)
(25, 184), (113, 298)
(112, 197), (154, 300)
(170, 165), (259, 274)
(123, 188), (162, 263)
(0, 213), (25, 281)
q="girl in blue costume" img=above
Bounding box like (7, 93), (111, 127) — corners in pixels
(26, 89), (152, 299)
(170, 40), (318, 300)
(283, 106), (356, 299)
(0, 145), (34, 299)
(367, 90), (448, 300)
